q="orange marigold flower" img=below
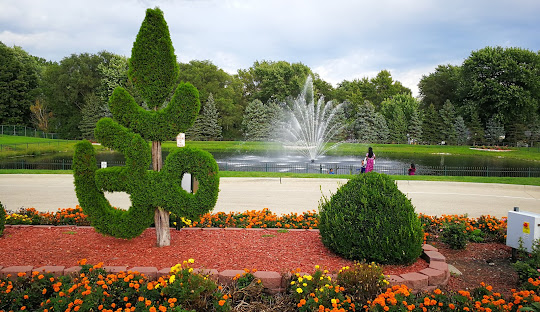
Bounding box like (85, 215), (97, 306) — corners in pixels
(218, 300), (226, 306)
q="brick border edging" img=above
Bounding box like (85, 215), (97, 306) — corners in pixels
(1, 226), (448, 294)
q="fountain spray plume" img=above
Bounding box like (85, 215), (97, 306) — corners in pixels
(280, 76), (346, 162)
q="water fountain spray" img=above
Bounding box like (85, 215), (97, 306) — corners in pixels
(280, 76), (346, 162)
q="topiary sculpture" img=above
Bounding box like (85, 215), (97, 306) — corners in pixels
(0, 201), (5, 236)
(318, 172), (424, 265)
(73, 8), (219, 246)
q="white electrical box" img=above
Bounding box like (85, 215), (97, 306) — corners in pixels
(506, 210), (540, 252)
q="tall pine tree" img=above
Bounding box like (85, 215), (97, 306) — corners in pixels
(439, 100), (457, 145)
(421, 104), (441, 145)
(454, 116), (468, 146)
(407, 108), (422, 144)
(187, 93), (222, 141)
(242, 99), (281, 141)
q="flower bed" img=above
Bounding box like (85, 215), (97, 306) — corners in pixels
(4, 207), (508, 245)
(0, 258), (538, 312)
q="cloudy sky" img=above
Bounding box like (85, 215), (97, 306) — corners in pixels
(1, 0), (539, 96)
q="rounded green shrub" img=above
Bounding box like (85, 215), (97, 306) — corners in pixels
(0, 201), (5, 236)
(318, 172), (424, 265)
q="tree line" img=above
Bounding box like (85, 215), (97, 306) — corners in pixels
(1, 42), (539, 145)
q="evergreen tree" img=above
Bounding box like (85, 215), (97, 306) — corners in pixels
(454, 116), (468, 146)
(421, 104), (441, 145)
(467, 111), (485, 146)
(439, 100), (457, 144)
(407, 108), (422, 144)
(242, 99), (281, 141)
(374, 114), (390, 143)
(79, 93), (108, 140)
(381, 103), (407, 143)
(485, 116), (505, 145)
(353, 101), (389, 143)
(187, 93), (222, 141)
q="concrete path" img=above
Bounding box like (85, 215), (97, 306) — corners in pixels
(1, 174), (539, 218)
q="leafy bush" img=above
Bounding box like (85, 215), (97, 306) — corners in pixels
(512, 239), (540, 284)
(0, 201), (5, 236)
(441, 221), (469, 249)
(337, 262), (388, 302)
(318, 172), (424, 264)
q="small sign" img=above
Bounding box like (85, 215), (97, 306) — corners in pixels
(101, 161), (107, 169)
(176, 133), (185, 147)
(523, 222), (530, 234)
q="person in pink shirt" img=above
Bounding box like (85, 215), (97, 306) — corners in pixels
(365, 147), (375, 172)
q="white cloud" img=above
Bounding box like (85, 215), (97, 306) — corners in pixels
(0, 0), (539, 93)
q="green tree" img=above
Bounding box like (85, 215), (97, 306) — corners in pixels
(334, 71), (411, 110)
(408, 108), (422, 144)
(467, 110), (485, 146)
(238, 60), (312, 103)
(439, 100), (458, 144)
(461, 46), (540, 130)
(418, 64), (462, 111)
(353, 101), (389, 143)
(485, 116), (505, 145)
(43, 51), (114, 138)
(242, 99), (282, 141)
(0, 42), (39, 126)
(380, 100), (407, 143)
(178, 60), (245, 140)
(187, 93), (222, 141)
(79, 93), (108, 140)
(454, 116), (468, 146)
(421, 104), (441, 145)
(363, 70), (412, 108)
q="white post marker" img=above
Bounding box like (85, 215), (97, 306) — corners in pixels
(177, 133), (192, 193)
(176, 133), (185, 147)
(101, 161), (107, 168)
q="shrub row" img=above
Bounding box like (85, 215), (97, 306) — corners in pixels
(1, 259), (539, 312)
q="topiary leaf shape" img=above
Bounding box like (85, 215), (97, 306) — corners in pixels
(128, 7), (179, 109)
(109, 83), (200, 141)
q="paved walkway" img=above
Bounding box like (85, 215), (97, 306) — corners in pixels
(1, 174), (539, 218)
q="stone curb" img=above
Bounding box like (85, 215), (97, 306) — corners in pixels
(1, 226), (448, 293)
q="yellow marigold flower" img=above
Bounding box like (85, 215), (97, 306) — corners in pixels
(188, 258), (195, 264)
(298, 277), (303, 282)
(169, 275), (175, 284)
(291, 281), (296, 285)
(296, 288), (303, 294)
(315, 265), (320, 269)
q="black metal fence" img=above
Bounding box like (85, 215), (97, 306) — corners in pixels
(2, 159), (540, 177)
(0, 125), (58, 139)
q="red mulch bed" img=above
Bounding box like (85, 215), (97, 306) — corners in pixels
(0, 226), (427, 275)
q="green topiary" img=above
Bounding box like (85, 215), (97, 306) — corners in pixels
(72, 7), (219, 242)
(318, 172), (424, 265)
(0, 201), (5, 236)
